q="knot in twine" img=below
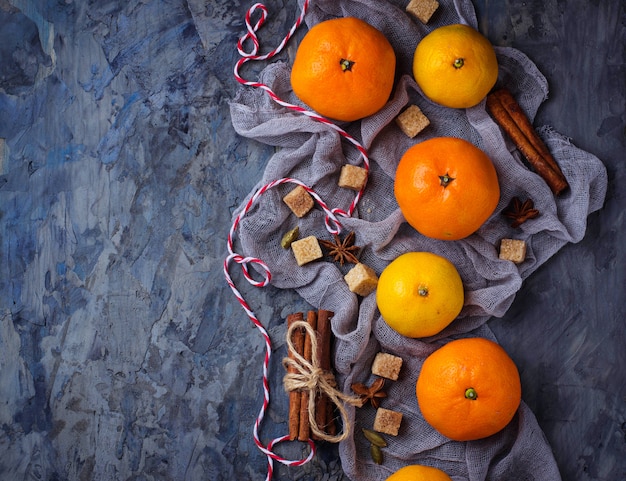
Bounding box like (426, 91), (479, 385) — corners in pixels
(282, 320), (362, 443)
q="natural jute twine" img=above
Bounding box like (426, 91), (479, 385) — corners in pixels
(283, 321), (362, 443)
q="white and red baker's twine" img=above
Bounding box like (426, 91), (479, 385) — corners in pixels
(225, 1), (371, 479)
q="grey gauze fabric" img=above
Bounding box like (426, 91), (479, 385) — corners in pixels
(228, 0), (607, 479)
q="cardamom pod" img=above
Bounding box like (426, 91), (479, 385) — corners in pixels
(362, 428), (387, 447)
(370, 443), (384, 465)
(280, 226), (299, 249)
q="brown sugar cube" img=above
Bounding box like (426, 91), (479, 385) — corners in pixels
(373, 407), (403, 436)
(499, 238), (527, 264)
(338, 164), (368, 191)
(291, 235), (323, 266)
(371, 352), (403, 381)
(344, 263), (378, 297)
(395, 105), (430, 138)
(406, 0), (439, 24)
(283, 185), (314, 218)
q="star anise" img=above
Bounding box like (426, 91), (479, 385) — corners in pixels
(502, 196), (540, 228)
(351, 378), (387, 409)
(319, 231), (360, 266)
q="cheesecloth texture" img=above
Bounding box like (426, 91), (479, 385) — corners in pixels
(228, 0), (608, 479)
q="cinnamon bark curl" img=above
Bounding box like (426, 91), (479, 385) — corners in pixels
(487, 88), (569, 195)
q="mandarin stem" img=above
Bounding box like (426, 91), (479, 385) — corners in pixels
(465, 387), (478, 400)
(439, 173), (455, 187)
(340, 58), (355, 72)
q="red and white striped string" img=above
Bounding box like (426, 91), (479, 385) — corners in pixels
(225, 1), (372, 479)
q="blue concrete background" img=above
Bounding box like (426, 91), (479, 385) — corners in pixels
(0, 0), (624, 480)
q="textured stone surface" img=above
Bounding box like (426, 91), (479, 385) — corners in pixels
(0, 1), (623, 480)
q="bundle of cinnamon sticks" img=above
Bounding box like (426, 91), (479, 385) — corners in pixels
(487, 88), (569, 196)
(286, 310), (336, 441)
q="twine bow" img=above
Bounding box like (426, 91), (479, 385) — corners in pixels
(282, 320), (362, 443)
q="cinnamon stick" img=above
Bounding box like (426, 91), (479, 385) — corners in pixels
(314, 309), (334, 439)
(298, 310), (317, 441)
(286, 312), (304, 441)
(487, 88), (569, 195)
(495, 89), (561, 172)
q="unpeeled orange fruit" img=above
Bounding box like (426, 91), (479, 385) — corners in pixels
(394, 136), (500, 240)
(413, 23), (498, 109)
(290, 17), (396, 122)
(416, 337), (522, 441)
(376, 252), (464, 338)
(385, 464), (453, 481)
